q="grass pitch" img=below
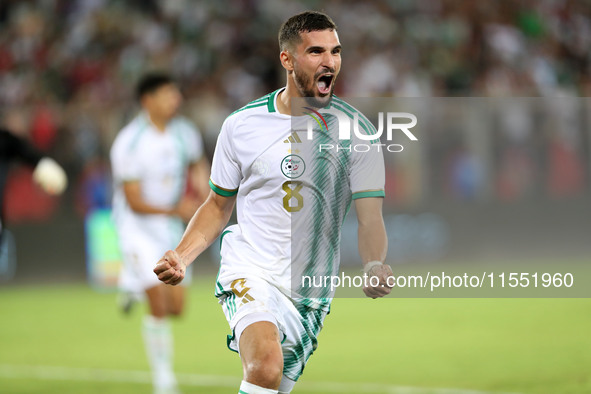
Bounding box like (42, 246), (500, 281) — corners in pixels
(0, 276), (590, 393)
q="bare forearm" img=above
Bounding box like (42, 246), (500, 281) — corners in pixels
(175, 194), (233, 264)
(123, 182), (176, 216)
(358, 220), (387, 266)
(128, 200), (174, 216)
(355, 198), (391, 298)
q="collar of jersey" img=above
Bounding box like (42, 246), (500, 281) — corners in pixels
(138, 111), (173, 134)
(270, 88), (341, 113)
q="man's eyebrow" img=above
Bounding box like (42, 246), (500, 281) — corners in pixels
(305, 45), (342, 52)
(305, 45), (325, 52)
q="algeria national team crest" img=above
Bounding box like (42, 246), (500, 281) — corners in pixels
(281, 155), (305, 179)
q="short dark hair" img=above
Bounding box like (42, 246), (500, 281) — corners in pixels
(278, 11), (337, 51)
(136, 72), (175, 100)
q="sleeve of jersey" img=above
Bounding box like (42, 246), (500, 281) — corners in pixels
(110, 140), (141, 183)
(349, 119), (386, 200)
(209, 119), (240, 197)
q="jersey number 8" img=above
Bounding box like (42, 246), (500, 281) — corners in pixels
(282, 181), (303, 212)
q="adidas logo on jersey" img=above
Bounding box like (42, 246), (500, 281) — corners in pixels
(283, 132), (302, 143)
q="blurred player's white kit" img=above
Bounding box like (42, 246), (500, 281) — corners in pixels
(111, 113), (203, 293)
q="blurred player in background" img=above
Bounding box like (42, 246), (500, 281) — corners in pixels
(110, 73), (209, 394)
(154, 12), (392, 394)
(0, 128), (67, 276)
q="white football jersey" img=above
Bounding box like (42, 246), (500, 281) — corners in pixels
(211, 89), (384, 310)
(110, 112), (203, 241)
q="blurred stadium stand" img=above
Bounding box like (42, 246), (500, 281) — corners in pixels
(2, 0), (591, 282)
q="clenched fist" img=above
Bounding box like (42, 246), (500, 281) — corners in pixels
(154, 250), (186, 286)
(363, 262), (394, 299)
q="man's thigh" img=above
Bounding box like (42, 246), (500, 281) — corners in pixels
(218, 277), (328, 382)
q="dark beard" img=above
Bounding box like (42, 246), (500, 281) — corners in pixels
(293, 68), (334, 109)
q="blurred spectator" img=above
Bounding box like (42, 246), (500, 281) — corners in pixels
(1, 0), (590, 209)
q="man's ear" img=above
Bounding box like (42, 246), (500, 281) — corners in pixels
(280, 50), (294, 72)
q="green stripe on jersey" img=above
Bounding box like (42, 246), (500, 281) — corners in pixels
(267, 89), (280, 113)
(331, 98), (380, 142)
(300, 114), (346, 302)
(209, 180), (238, 196)
(229, 101), (267, 116)
(228, 89), (281, 116)
(330, 101), (380, 144)
(248, 95), (270, 104)
(228, 92), (273, 116)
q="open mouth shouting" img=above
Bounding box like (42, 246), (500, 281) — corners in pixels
(316, 73), (334, 95)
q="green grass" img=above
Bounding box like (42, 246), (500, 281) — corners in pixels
(0, 276), (590, 393)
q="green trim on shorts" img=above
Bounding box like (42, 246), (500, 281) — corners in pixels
(225, 292), (236, 319)
(226, 330), (239, 354)
(224, 316), (287, 356)
(214, 229), (233, 297)
(219, 229), (232, 249)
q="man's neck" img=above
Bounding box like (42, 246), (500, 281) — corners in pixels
(148, 114), (169, 132)
(277, 80), (329, 115)
(277, 83), (300, 115)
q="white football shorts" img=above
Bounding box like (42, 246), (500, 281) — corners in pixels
(216, 275), (327, 381)
(117, 226), (192, 294)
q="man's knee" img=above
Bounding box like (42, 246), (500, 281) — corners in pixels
(166, 286), (185, 317)
(240, 321), (283, 389)
(168, 302), (184, 317)
(145, 285), (167, 318)
(243, 348), (283, 389)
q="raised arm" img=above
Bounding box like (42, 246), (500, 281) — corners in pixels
(1, 129), (67, 195)
(154, 189), (236, 285)
(355, 197), (392, 298)
(0, 129), (42, 166)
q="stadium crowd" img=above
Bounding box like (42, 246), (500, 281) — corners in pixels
(1, 0), (590, 222)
